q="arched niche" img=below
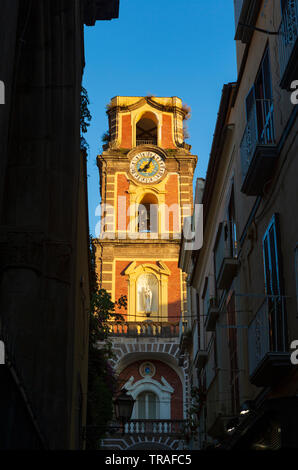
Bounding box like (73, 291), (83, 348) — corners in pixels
(137, 272), (158, 316)
(124, 262), (171, 322)
(137, 193), (159, 233)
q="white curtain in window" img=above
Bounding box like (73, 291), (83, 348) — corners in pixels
(137, 391), (159, 419)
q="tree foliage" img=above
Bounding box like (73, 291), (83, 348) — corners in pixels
(80, 86), (92, 152)
(86, 239), (126, 449)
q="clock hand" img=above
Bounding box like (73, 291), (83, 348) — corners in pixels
(140, 158), (153, 173)
(139, 162), (148, 171)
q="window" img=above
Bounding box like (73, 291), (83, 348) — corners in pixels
(278, 0), (298, 87)
(263, 214), (286, 351)
(137, 392), (159, 419)
(245, 47), (274, 145)
(263, 214), (282, 297)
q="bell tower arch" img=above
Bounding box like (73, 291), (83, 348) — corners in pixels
(95, 96), (197, 450)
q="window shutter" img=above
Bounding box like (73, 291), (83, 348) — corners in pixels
(262, 214), (282, 296)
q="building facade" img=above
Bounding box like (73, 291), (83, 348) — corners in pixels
(0, 0), (119, 450)
(94, 96), (197, 450)
(180, 0), (298, 450)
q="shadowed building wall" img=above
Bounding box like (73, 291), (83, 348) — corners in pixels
(0, 0), (119, 450)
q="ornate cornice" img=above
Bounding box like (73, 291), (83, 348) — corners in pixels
(107, 96), (187, 118)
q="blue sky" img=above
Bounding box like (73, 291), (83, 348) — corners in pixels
(83, 0), (237, 236)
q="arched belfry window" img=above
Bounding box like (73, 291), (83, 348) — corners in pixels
(136, 113), (158, 146)
(137, 391), (159, 419)
(137, 273), (158, 317)
(137, 193), (158, 233)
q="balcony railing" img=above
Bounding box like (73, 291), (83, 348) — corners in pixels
(214, 221), (238, 290)
(109, 321), (180, 338)
(278, 0), (298, 86)
(124, 419), (186, 436)
(248, 297), (290, 386)
(240, 98), (278, 195)
(136, 139), (157, 146)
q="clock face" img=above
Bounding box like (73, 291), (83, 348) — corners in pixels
(130, 151), (166, 184)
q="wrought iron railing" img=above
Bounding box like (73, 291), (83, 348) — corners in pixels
(240, 98), (275, 179)
(248, 297), (287, 377)
(124, 419), (186, 435)
(136, 139), (157, 146)
(278, 0), (298, 80)
(109, 321), (180, 337)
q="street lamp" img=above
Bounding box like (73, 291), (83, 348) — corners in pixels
(240, 400), (254, 416)
(83, 389), (135, 443)
(113, 388), (135, 433)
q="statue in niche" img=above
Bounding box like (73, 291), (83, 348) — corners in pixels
(137, 273), (158, 316)
(143, 283), (153, 315)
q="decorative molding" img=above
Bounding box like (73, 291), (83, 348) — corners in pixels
(0, 231), (72, 283)
(123, 262), (170, 322)
(123, 375), (174, 420)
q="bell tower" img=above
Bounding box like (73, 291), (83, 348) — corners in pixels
(95, 96), (197, 450)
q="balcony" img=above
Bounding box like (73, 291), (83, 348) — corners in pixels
(248, 298), (291, 387)
(204, 298), (219, 332)
(214, 222), (238, 291)
(136, 139), (157, 146)
(123, 419), (186, 436)
(110, 321), (180, 338)
(240, 98), (278, 196)
(278, 0), (298, 89)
